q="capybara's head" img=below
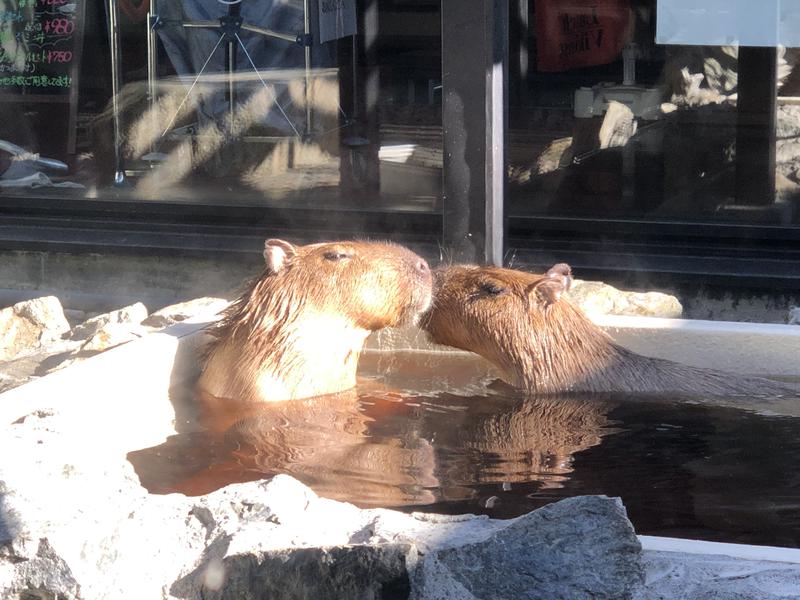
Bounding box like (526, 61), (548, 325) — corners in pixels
(254, 239), (433, 330)
(216, 238), (433, 348)
(421, 263), (605, 390)
(422, 263), (573, 355)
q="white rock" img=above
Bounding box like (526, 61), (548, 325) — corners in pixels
(142, 297), (228, 329)
(567, 280), (683, 319)
(78, 322), (149, 354)
(68, 303), (149, 341)
(0, 296), (70, 361)
(44, 323), (150, 374)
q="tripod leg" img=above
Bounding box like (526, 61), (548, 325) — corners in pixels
(303, 0), (312, 136)
(158, 33), (227, 142)
(146, 0), (158, 157)
(234, 33), (301, 137)
(227, 39), (236, 128)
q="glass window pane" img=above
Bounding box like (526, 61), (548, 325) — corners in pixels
(0, 0), (442, 216)
(508, 0), (800, 228)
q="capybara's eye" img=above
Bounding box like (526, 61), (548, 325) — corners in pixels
(323, 251), (352, 261)
(479, 282), (506, 296)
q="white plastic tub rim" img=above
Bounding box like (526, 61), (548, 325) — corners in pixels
(593, 315), (800, 378)
(639, 536), (800, 564)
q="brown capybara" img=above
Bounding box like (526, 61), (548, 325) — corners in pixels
(197, 239), (432, 402)
(421, 264), (795, 397)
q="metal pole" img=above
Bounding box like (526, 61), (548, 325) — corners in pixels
(486, 0), (508, 266)
(227, 38), (235, 128)
(303, 0), (312, 136)
(106, 0), (126, 185)
(146, 0), (158, 156)
(351, 33), (358, 121)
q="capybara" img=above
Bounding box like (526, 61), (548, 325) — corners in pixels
(421, 264), (795, 397)
(197, 239), (432, 401)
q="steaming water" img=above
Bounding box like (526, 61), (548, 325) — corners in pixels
(128, 351), (800, 548)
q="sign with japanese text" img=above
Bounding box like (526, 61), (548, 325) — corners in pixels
(535, 0), (630, 72)
(0, 0), (85, 95)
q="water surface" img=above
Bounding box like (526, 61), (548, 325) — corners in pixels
(128, 351), (800, 548)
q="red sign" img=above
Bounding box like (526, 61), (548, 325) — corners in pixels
(536, 0), (631, 72)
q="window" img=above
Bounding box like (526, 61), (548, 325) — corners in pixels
(0, 0), (443, 216)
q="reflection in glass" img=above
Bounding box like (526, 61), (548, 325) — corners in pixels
(0, 0), (443, 210)
(508, 1), (800, 226)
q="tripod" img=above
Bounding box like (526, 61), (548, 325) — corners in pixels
(106, 0), (358, 185)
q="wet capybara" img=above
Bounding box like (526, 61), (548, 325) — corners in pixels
(197, 239), (432, 401)
(421, 264), (795, 397)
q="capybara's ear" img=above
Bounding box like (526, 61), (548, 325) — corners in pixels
(263, 239), (298, 274)
(529, 264), (572, 307)
(545, 263), (573, 292)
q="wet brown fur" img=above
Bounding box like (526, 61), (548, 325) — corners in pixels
(422, 265), (794, 397)
(197, 239), (432, 401)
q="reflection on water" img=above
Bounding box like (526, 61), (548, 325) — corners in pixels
(128, 352), (800, 547)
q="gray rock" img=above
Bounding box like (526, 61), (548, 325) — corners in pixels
(177, 544), (413, 600)
(0, 296), (70, 361)
(142, 297), (228, 329)
(0, 537), (82, 600)
(777, 105), (800, 139)
(68, 302), (149, 341)
(413, 496), (644, 600)
(567, 280), (683, 318)
(788, 306), (800, 325)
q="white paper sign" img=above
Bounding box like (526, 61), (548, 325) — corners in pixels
(657, 0), (800, 47)
(318, 0), (357, 44)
